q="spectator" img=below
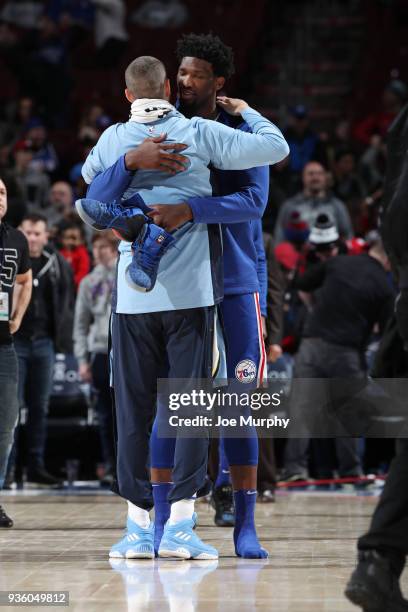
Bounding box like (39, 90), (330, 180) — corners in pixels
(25, 121), (59, 174)
(0, 177), (32, 526)
(263, 233), (286, 362)
(359, 134), (387, 195)
(281, 238), (394, 482)
(91, 0), (128, 68)
(0, 1), (44, 30)
(12, 139), (50, 210)
(78, 105), (111, 143)
(1, 173), (26, 228)
(354, 80), (408, 145)
(274, 161), (353, 243)
(58, 220), (91, 290)
(7, 213), (74, 488)
(131, 0), (189, 29)
(74, 231), (118, 483)
(43, 181), (74, 228)
(325, 118), (354, 171)
(263, 157), (294, 234)
(0, 97), (37, 146)
(47, 0), (94, 34)
(331, 149), (365, 233)
(284, 105), (327, 175)
(254, 232), (288, 503)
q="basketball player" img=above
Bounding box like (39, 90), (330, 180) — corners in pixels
(81, 55), (289, 560)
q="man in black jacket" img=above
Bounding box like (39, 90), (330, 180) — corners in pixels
(7, 213), (74, 487)
(345, 105), (408, 611)
(0, 178), (32, 526)
(282, 239), (394, 483)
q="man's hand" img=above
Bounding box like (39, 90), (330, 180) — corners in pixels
(148, 203), (193, 232)
(9, 316), (22, 335)
(125, 133), (189, 175)
(267, 344), (283, 363)
(79, 362), (92, 383)
(216, 96), (249, 116)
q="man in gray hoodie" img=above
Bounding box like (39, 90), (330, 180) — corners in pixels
(74, 231), (118, 481)
(274, 161), (353, 243)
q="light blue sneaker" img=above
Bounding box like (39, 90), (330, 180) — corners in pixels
(154, 511), (198, 557)
(158, 518), (218, 560)
(109, 517), (155, 559)
(75, 195), (148, 242)
(125, 223), (175, 292)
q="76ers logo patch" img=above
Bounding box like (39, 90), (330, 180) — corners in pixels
(235, 359), (257, 383)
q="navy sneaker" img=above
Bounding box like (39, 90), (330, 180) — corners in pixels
(75, 196), (148, 242)
(125, 223), (175, 292)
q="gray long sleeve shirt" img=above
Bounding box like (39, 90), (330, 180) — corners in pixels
(73, 263), (116, 364)
(273, 191), (353, 243)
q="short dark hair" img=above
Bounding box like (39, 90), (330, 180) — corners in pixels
(58, 218), (86, 240)
(22, 213), (48, 226)
(125, 56), (167, 98)
(176, 33), (235, 79)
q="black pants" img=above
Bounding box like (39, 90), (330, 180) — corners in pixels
(111, 308), (215, 511)
(284, 337), (364, 478)
(257, 437), (277, 491)
(91, 353), (114, 470)
(358, 439), (408, 576)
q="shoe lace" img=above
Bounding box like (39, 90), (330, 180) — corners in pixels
(135, 227), (170, 274)
(101, 201), (128, 226)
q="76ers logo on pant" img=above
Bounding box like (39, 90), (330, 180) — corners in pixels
(235, 359), (257, 383)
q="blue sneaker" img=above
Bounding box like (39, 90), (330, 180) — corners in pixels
(125, 223), (175, 292)
(75, 196), (148, 242)
(109, 517), (154, 559)
(158, 518), (218, 560)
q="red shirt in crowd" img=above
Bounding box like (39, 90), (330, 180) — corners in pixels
(60, 245), (91, 290)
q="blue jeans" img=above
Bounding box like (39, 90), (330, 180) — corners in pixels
(0, 344), (19, 489)
(13, 337), (55, 470)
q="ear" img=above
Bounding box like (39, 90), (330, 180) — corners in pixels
(125, 88), (136, 103)
(164, 78), (171, 100)
(215, 76), (225, 93)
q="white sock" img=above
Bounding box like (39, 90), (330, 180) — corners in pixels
(127, 501), (150, 528)
(169, 498), (195, 524)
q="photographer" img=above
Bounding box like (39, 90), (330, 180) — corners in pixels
(281, 216), (394, 483)
(0, 178), (32, 527)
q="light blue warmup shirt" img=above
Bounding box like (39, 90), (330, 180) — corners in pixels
(82, 106), (289, 314)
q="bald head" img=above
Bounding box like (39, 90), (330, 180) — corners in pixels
(125, 56), (168, 100)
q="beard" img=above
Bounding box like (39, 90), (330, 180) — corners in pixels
(178, 96), (199, 118)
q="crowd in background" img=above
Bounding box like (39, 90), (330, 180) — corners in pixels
(0, 0), (405, 493)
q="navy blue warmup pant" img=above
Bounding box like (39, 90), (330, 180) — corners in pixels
(151, 293), (264, 472)
(111, 308), (215, 510)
